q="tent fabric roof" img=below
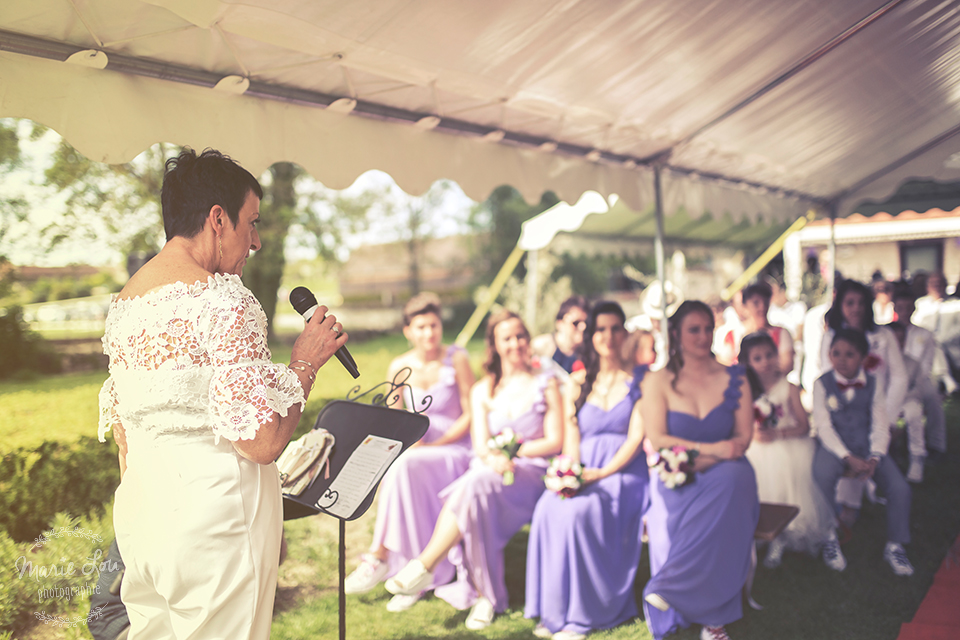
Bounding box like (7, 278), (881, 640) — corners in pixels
(3, 0), (960, 222)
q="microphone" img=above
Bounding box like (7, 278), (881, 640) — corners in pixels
(289, 286), (360, 379)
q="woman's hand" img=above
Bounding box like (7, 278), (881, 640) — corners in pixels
(752, 428), (777, 443)
(581, 467), (605, 483)
(484, 452), (515, 476)
(290, 305), (349, 377)
(710, 438), (748, 460)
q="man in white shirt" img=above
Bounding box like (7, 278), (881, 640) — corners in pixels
(894, 286), (946, 464)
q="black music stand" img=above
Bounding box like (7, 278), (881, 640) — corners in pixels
(282, 374), (430, 640)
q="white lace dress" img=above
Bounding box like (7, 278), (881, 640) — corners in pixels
(745, 377), (836, 554)
(99, 274), (304, 640)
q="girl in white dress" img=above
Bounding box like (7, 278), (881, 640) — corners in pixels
(741, 332), (842, 570)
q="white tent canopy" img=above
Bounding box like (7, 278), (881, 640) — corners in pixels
(4, 0), (960, 223)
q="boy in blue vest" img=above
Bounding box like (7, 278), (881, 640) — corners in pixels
(812, 328), (914, 576)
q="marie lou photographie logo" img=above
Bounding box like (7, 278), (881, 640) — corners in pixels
(13, 527), (115, 628)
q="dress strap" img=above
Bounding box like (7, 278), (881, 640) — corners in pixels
(722, 364), (745, 410)
(628, 364), (649, 404)
(443, 344), (466, 366)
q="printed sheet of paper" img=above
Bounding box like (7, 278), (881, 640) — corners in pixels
(315, 435), (403, 518)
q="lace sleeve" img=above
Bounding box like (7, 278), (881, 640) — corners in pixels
(202, 283), (305, 442)
(97, 376), (121, 443)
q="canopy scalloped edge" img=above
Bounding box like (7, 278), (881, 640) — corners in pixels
(0, 51), (650, 209)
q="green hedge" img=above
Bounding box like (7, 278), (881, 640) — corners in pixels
(0, 511), (112, 635)
(0, 306), (62, 380)
(0, 437), (119, 543)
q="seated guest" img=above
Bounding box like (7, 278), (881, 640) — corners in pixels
(893, 284), (947, 463)
(741, 332), (843, 571)
(88, 539), (130, 640)
(621, 327), (657, 367)
(887, 321), (930, 483)
(344, 293), (475, 611)
(532, 296), (589, 374)
(525, 301), (649, 640)
(714, 281), (794, 374)
(812, 328), (914, 576)
(641, 301), (759, 640)
(820, 280), (908, 524)
(385, 310), (563, 630)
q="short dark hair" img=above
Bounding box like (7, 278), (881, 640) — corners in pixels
(555, 295), (589, 321)
(891, 281), (915, 303)
(742, 282), (773, 304)
(160, 148), (263, 241)
(831, 327), (869, 356)
(402, 292), (442, 326)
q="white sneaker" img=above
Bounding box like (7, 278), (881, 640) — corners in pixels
(533, 623), (553, 639)
(884, 542), (915, 576)
(865, 479), (887, 505)
(701, 626), (731, 640)
(763, 536), (786, 569)
(821, 532), (847, 572)
(386, 592), (422, 612)
(465, 596), (495, 630)
(385, 559), (434, 596)
(907, 456), (925, 483)
(644, 592), (670, 611)
(552, 631), (587, 640)
(344, 554), (388, 595)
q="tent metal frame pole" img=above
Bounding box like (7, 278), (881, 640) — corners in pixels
(653, 164), (668, 347)
(827, 203), (838, 302)
(526, 249), (539, 334)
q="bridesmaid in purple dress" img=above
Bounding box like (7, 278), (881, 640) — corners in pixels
(641, 301), (759, 640)
(385, 310), (564, 631)
(525, 301), (650, 640)
(343, 293), (475, 612)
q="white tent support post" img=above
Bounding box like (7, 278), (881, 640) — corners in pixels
(526, 249), (539, 334)
(653, 162), (669, 350)
(827, 202), (838, 302)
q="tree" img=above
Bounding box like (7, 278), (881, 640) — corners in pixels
(360, 179), (463, 296)
(43, 138), (168, 261)
(468, 185), (560, 285)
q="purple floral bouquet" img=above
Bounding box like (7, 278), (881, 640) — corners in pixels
(543, 455), (584, 499)
(650, 446), (698, 489)
(487, 427), (524, 485)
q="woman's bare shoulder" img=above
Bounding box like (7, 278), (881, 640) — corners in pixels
(117, 256), (211, 301)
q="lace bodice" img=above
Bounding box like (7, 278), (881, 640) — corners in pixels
(98, 274), (305, 444)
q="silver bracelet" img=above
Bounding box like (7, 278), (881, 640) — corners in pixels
(290, 360), (316, 382)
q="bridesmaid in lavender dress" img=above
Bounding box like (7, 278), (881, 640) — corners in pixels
(343, 293), (475, 612)
(385, 310), (564, 631)
(525, 301), (649, 640)
(641, 301), (759, 640)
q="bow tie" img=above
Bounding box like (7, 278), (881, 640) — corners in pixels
(838, 380), (864, 392)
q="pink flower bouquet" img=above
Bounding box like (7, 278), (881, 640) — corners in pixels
(651, 446), (698, 489)
(543, 455), (584, 498)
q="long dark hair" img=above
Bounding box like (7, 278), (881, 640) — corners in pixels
(666, 300), (714, 390)
(825, 279), (876, 332)
(483, 309), (529, 390)
(575, 301), (627, 413)
(739, 331), (777, 400)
